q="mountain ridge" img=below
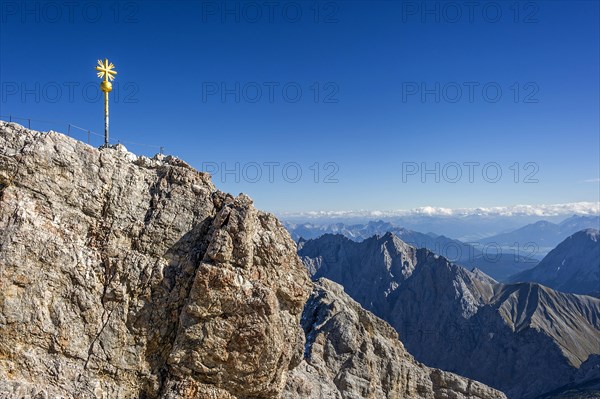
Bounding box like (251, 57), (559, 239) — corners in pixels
(299, 231), (600, 399)
(284, 278), (507, 399)
(507, 229), (600, 295)
(290, 221), (538, 281)
(0, 121), (505, 399)
(479, 217), (600, 255)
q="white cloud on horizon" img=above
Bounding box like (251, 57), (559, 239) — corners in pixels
(584, 178), (600, 183)
(279, 201), (600, 219)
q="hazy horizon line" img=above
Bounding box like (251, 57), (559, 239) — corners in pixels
(278, 201), (600, 219)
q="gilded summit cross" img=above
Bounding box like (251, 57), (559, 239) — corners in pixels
(95, 59), (117, 147)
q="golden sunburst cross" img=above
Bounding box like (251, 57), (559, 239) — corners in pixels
(95, 59), (117, 147)
(96, 59), (117, 82)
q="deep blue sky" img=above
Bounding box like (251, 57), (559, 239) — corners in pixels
(1, 0), (599, 213)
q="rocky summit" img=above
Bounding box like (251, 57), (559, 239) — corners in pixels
(0, 122), (311, 398)
(0, 121), (504, 399)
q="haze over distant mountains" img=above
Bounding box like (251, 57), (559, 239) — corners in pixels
(298, 233), (600, 399)
(480, 215), (600, 255)
(285, 215), (599, 251)
(285, 215), (599, 279)
(290, 221), (536, 281)
(282, 205), (600, 241)
(508, 229), (600, 295)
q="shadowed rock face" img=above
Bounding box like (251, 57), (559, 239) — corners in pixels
(283, 279), (506, 399)
(0, 122), (506, 399)
(0, 122), (311, 398)
(289, 222), (536, 281)
(299, 233), (600, 399)
(508, 229), (600, 295)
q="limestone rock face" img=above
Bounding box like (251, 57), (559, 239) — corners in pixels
(282, 279), (507, 399)
(0, 122), (311, 398)
(0, 122), (507, 399)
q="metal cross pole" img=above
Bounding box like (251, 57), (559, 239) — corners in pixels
(104, 90), (109, 144)
(95, 59), (117, 147)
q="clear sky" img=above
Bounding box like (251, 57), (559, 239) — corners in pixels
(1, 0), (598, 214)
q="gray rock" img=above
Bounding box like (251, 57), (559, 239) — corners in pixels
(0, 121), (311, 398)
(507, 229), (600, 295)
(0, 121), (509, 399)
(283, 279), (506, 399)
(299, 232), (600, 399)
(288, 222), (535, 281)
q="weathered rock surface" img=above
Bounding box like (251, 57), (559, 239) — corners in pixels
(299, 233), (600, 399)
(0, 122), (311, 398)
(283, 279), (506, 399)
(0, 122), (506, 399)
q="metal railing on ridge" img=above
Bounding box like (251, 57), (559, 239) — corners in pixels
(0, 115), (164, 155)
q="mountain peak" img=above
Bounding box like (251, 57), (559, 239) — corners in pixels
(581, 228), (599, 241)
(300, 229), (600, 399)
(0, 122), (508, 399)
(508, 228), (600, 295)
(0, 121), (313, 398)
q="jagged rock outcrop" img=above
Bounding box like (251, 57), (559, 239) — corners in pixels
(299, 233), (600, 399)
(0, 122), (506, 399)
(283, 279), (506, 399)
(0, 122), (311, 398)
(508, 229), (600, 295)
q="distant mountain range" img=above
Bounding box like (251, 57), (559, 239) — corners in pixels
(298, 233), (600, 399)
(479, 215), (599, 255)
(289, 220), (537, 281)
(285, 215), (600, 281)
(286, 215), (599, 253)
(508, 229), (600, 295)
(283, 210), (599, 242)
